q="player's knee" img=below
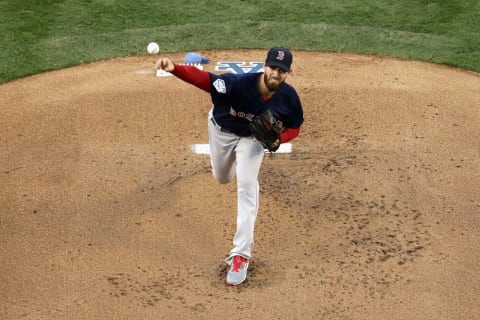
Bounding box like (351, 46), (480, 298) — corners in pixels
(237, 178), (257, 191)
(213, 172), (233, 184)
(216, 177), (231, 184)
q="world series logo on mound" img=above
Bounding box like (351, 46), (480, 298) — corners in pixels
(215, 62), (264, 74)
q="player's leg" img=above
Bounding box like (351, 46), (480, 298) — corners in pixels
(208, 110), (238, 183)
(226, 136), (264, 261)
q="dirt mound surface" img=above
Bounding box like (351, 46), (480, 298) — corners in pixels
(1, 51), (479, 319)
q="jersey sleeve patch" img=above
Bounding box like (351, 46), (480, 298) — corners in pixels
(213, 79), (226, 93)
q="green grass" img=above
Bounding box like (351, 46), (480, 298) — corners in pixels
(1, 0), (479, 83)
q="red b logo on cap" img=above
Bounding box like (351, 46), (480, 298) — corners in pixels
(276, 51), (285, 61)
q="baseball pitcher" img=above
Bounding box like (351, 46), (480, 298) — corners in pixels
(156, 47), (304, 285)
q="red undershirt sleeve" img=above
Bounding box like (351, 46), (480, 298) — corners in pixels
(280, 127), (300, 143)
(171, 64), (211, 92)
(260, 96), (301, 143)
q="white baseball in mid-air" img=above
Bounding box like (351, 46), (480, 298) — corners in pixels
(147, 42), (159, 54)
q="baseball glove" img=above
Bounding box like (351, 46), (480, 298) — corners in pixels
(249, 109), (284, 152)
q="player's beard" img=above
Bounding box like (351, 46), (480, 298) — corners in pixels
(263, 73), (284, 92)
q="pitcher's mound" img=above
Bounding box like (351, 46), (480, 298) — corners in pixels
(1, 50), (479, 319)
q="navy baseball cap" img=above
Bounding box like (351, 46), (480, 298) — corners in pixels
(265, 47), (293, 72)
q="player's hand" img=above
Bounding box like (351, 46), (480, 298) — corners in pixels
(155, 57), (175, 73)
